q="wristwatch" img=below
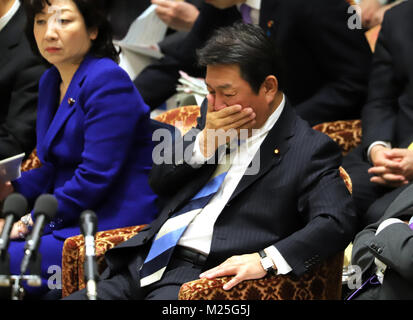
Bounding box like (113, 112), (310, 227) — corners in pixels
(259, 250), (276, 274)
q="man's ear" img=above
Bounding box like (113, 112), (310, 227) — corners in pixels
(262, 75), (278, 103)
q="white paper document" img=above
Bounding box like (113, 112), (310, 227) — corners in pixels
(114, 4), (167, 59)
(176, 71), (208, 106)
(0, 153), (25, 183)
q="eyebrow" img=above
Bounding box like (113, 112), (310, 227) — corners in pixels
(205, 82), (233, 90)
(38, 8), (73, 15)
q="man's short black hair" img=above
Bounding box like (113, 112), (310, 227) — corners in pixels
(197, 22), (284, 94)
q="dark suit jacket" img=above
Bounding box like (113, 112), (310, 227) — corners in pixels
(361, 1), (413, 151)
(352, 182), (413, 299)
(0, 4), (45, 159)
(103, 98), (358, 280)
(135, 0), (372, 125)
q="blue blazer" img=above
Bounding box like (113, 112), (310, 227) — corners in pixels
(13, 55), (158, 239)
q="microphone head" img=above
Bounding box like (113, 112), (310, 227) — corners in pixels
(33, 194), (58, 220)
(2, 193), (28, 219)
(80, 210), (97, 236)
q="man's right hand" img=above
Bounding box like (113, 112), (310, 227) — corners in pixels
(199, 94), (256, 158)
(359, 0), (383, 29)
(152, 0), (199, 32)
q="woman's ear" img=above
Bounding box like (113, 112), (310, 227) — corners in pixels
(89, 27), (98, 41)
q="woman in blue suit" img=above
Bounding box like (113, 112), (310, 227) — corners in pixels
(0, 0), (158, 298)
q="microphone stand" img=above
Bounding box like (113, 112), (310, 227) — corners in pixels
(9, 251), (42, 300)
(0, 250), (11, 287)
(84, 235), (98, 300)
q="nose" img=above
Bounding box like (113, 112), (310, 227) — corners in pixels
(212, 93), (228, 111)
(44, 19), (59, 41)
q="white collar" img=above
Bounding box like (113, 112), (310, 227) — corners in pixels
(250, 93), (286, 139)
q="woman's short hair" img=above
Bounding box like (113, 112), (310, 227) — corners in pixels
(197, 23), (284, 94)
(24, 0), (120, 64)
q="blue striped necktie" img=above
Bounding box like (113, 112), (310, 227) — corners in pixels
(140, 153), (232, 287)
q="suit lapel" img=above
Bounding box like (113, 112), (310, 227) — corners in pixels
(41, 56), (93, 154)
(228, 100), (296, 203)
(259, 0), (280, 39)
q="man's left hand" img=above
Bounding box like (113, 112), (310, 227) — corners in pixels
(199, 253), (268, 290)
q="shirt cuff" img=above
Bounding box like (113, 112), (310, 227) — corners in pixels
(190, 131), (225, 167)
(264, 245), (292, 275)
(367, 141), (391, 163)
(376, 218), (405, 235)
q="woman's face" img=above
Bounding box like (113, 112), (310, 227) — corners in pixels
(33, 0), (97, 68)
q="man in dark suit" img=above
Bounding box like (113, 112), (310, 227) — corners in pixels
(342, 0), (413, 228)
(135, 0), (372, 126)
(350, 182), (413, 299)
(65, 23), (357, 300)
(0, 0), (45, 159)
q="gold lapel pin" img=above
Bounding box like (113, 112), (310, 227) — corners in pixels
(274, 148), (280, 155)
(68, 98), (76, 106)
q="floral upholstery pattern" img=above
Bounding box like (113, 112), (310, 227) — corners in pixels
(60, 105), (360, 299)
(365, 24), (381, 52)
(21, 149), (41, 172)
(61, 225), (147, 297)
(154, 105), (200, 135)
(313, 119), (362, 156)
(179, 253), (344, 300)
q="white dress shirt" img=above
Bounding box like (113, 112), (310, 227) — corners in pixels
(0, 0), (20, 32)
(178, 94), (293, 275)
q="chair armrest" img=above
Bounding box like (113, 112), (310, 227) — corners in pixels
(61, 224), (147, 297)
(312, 119), (361, 156)
(154, 105), (200, 135)
(179, 252), (344, 300)
(20, 149), (41, 172)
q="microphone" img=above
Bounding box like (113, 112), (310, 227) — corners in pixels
(0, 193), (28, 287)
(80, 210), (98, 300)
(0, 193), (28, 253)
(20, 194), (58, 276)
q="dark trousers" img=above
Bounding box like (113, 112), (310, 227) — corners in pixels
(342, 146), (392, 228)
(343, 146), (412, 230)
(63, 249), (204, 300)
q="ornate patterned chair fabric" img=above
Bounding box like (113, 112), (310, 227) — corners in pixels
(21, 149), (41, 172)
(179, 253), (344, 300)
(60, 105), (360, 299)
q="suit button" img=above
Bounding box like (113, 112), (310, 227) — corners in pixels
(377, 248), (383, 254)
